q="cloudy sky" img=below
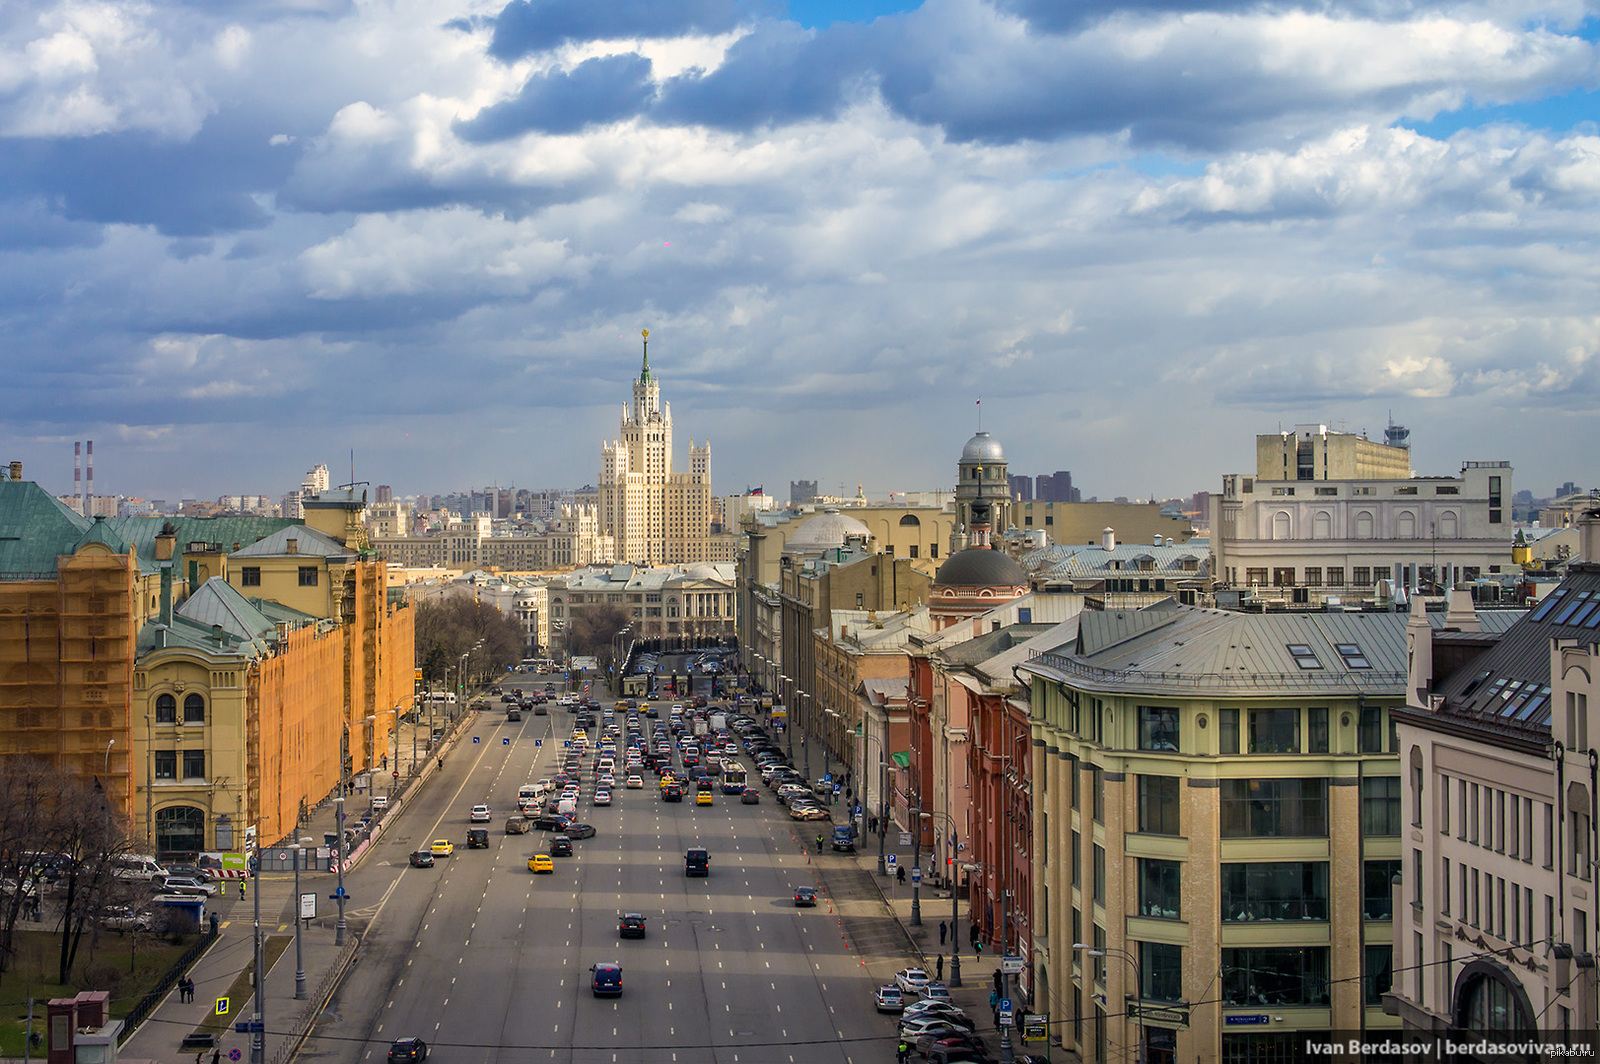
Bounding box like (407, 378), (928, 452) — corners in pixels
(3, 0), (1599, 506)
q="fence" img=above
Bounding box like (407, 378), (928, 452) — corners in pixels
(117, 924), (217, 1044)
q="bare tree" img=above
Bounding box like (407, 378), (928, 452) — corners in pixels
(42, 775), (126, 983)
(0, 759), (55, 985)
(414, 598), (523, 684)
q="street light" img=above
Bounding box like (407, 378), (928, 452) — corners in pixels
(292, 839), (310, 999)
(1073, 942), (1144, 1064)
(334, 793), (348, 947)
(102, 738), (115, 837)
(920, 809), (964, 987)
(855, 725), (890, 875)
(780, 675), (793, 761)
(910, 793), (923, 926)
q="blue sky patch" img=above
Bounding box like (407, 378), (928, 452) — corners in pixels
(785, 0), (921, 28)
(1403, 86), (1600, 140)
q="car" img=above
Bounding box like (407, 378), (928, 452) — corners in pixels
(922, 981), (954, 1003)
(161, 863), (213, 882)
(625, 774), (644, 789)
(531, 813), (572, 832)
(904, 1009), (976, 1034)
(895, 967), (932, 995)
(409, 850), (435, 868)
(597, 774), (616, 789)
(469, 805), (491, 823)
(550, 835), (573, 856)
(593, 790), (612, 806)
(370, 795), (390, 812)
(529, 854), (555, 874)
(903, 1000), (970, 1023)
(101, 904), (154, 932)
(662, 785), (684, 802)
(789, 804), (830, 821)
(925, 1035), (991, 1063)
(619, 912), (646, 938)
(793, 886), (817, 907)
(900, 1015), (968, 1042)
(740, 787), (761, 804)
(504, 816), (530, 834)
(565, 822), (597, 839)
(429, 839), (454, 857)
(155, 875), (219, 897)
(465, 828), (489, 849)
(387, 1037), (429, 1063)
(831, 825), (856, 852)
(875, 985), (905, 1013)
(591, 962), (623, 997)
(695, 791), (713, 806)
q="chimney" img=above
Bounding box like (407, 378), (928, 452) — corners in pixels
(1445, 588), (1481, 632)
(1154, 534), (1162, 546)
(85, 439), (93, 512)
(286, 537), (298, 554)
(6, 460), (19, 481)
(1102, 527), (1116, 551)
(1580, 506), (1600, 564)
(74, 442), (81, 513)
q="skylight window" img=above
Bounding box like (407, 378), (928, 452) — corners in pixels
(1552, 591), (1593, 625)
(1571, 600), (1600, 628)
(1286, 643), (1322, 669)
(1460, 669), (1491, 698)
(1517, 687), (1552, 723)
(1528, 589), (1567, 622)
(1334, 643), (1371, 669)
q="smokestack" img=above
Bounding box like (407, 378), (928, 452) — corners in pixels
(74, 442), (81, 514)
(86, 440), (93, 513)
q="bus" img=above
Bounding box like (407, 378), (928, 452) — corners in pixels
(720, 763), (747, 794)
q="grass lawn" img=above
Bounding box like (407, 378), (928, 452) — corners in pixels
(0, 926), (199, 1057)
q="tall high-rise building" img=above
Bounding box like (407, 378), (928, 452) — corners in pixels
(1035, 469), (1078, 503)
(1007, 473), (1033, 502)
(598, 332), (717, 564)
(790, 480), (818, 507)
(376, 484), (393, 504)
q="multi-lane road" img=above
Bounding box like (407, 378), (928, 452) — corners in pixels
(295, 691), (909, 1064)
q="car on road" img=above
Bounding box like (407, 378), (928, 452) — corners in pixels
(924, 1035), (991, 1063)
(593, 790), (612, 806)
(695, 791), (713, 806)
(895, 967), (931, 995)
(429, 839), (454, 857)
(874, 985), (905, 1013)
(370, 795), (389, 812)
(619, 912), (646, 938)
(155, 875), (219, 897)
(408, 850), (434, 868)
(899, 1016), (969, 1043)
(831, 825), (856, 852)
(161, 863), (213, 882)
(662, 784), (684, 802)
(386, 1037), (429, 1063)
(469, 804), (491, 823)
(550, 835), (573, 856)
(793, 886), (817, 907)
(740, 787), (761, 804)
(529, 854), (554, 874)
(565, 822), (597, 839)
(625, 774), (644, 789)
(465, 828), (489, 849)
(531, 813), (572, 832)
(591, 962), (623, 997)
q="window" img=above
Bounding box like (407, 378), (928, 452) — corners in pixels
(1222, 947), (1329, 1006)
(1441, 856), (1451, 916)
(1139, 859), (1182, 919)
(181, 750), (205, 779)
(1222, 862), (1329, 921)
(1440, 773), (1451, 835)
(298, 566), (318, 587)
(1140, 941), (1183, 1002)
(241, 566), (261, 586)
(1326, 567), (1344, 586)
(1248, 708), (1300, 753)
(1245, 567), (1269, 586)
(1361, 859), (1401, 920)
(1072, 830), (1081, 886)
(1304, 567), (1322, 587)
(155, 693), (177, 723)
(1352, 565), (1371, 587)
(1138, 706), (1179, 751)
(1272, 567), (1296, 587)
(1221, 779), (1328, 837)
(1359, 706), (1387, 752)
(1220, 708), (1239, 754)
(1286, 643), (1322, 669)
(1092, 766), (1104, 824)
(1069, 754), (1080, 810)
(1365, 944), (1393, 1006)
(1308, 708), (1329, 753)
(1362, 777), (1402, 836)
(1413, 848), (1424, 906)
(1138, 775), (1180, 835)
(1092, 926), (1107, 984)
(1093, 845), (1105, 904)
(154, 750), (177, 779)
(1336, 643), (1371, 669)
(183, 693), (206, 724)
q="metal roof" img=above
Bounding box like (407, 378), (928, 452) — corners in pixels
(176, 576), (279, 642)
(230, 524), (351, 559)
(0, 479), (93, 578)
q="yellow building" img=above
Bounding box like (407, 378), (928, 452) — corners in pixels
(1255, 424), (1412, 482)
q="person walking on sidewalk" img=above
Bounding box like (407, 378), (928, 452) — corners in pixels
(935, 955), (944, 981)
(896, 864), (906, 885)
(938, 920), (947, 946)
(238, 880), (246, 901)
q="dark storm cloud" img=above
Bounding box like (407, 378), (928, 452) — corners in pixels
(0, 116), (296, 238)
(653, 21), (868, 128)
(458, 54), (658, 139)
(486, 0), (777, 60)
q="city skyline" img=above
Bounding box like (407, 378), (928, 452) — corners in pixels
(3, 0), (1599, 501)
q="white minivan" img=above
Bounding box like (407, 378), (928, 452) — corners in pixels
(110, 854), (167, 881)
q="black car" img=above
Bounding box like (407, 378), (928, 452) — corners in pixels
(466, 828), (489, 849)
(408, 850), (434, 868)
(388, 1038), (429, 1062)
(662, 785), (684, 802)
(550, 835), (573, 856)
(794, 886), (818, 907)
(531, 813), (573, 832)
(565, 822), (597, 839)
(619, 912), (646, 938)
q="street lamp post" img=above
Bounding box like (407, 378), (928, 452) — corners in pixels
(920, 810), (964, 987)
(910, 794), (923, 926)
(801, 691), (813, 782)
(250, 848), (263, 1064)
(333, 793), (348, 947)
(780, 676), (793, 761)
(292, 840), (307, 999)
(1072, 943), (1144, 1064)
(102, 739), (115, 837)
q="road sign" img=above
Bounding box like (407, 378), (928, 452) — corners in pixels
(911, 868), (922, 883)
(503, 737), (510, 746)
(473, 736), (480, 743)
(885, 854), (897, 868)
(1226, 1014), (1269, 1025)
(535, 739), (542, 747)
(1002, 954), (1026, 975)
(215, 997), (230, 1015)
(899, 832), (912, 846)
(1022, 1015), (1049, 1042)
(329, 886), (348, 899)
(832, 783), (841, 795)
(998, 999), (1014, 1025)
(229, 1050), (241, 1062)
(233, 1020), (264, 1033)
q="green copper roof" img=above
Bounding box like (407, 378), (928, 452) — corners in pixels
(0, 479), (93, 578)
(108, 514), (297, 573)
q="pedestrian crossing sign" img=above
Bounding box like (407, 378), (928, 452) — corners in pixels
(215, 996), (229, 1015)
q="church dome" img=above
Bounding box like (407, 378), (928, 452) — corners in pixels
(784, 509), (871, 554)
(961, 431), (1004, 462)
(934, 547), (1028, 588)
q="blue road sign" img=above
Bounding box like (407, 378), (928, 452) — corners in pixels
(999, 999), (1014, 1025)
(472, 736), (480, 743)
(911, 867), (922, 883)
(885, 854), (897, 867)
(535, 739), (542, 747)
(503, 737), (510, 746)
(329, 886), (348, 899)
(234, 1020), (265, 1033)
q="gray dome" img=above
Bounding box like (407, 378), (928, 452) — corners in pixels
(961, 431), (1004, 462)
(934, 547), (1028, 588)
(784, 508), (872, 554)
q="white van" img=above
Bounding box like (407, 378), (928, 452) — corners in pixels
(110, 854), (167, 881)
(557, 796), (578, 819)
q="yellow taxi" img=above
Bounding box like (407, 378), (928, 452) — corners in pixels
(571, 729), (588, 743)
(696, 791), (713, 806)
(429, 839), (454, 857)
(659, 773), (679, 792)
(529, 854), (555, 874)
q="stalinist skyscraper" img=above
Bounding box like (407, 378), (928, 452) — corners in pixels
(599, 330), (716, 564)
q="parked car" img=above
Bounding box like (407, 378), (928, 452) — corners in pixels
(370, 795), (389, 812)
(874, 985), (905, 1013)
(155, 875), (219, 897)
(895, 967), (931, 995)
(101, 905), (153, 932)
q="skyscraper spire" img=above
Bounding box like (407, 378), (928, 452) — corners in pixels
(640, 328), (652, 383)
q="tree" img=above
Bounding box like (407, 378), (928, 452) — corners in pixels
(414, 597), (523, 685)
(568, 604), (631, 666)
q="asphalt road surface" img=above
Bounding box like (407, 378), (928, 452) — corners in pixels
(295, 695), (902, 1064)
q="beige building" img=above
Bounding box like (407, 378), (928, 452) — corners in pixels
(372, 503), (614, 572)
(599, 333), (733, 564)
(1390, 547), (1600, 1042)
(549, 562), (737, 648)
(1014, 603), (1530, 1064)
(1255, 424), (1413, 482)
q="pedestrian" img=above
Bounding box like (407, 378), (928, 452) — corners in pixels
(970, 923), (980, 950)
(939, 920), (948, 946)
(935, 954), (944, 981)
(211, 1048), (222, 1064)
(896, 1040), (910, 1064)
(816, 833), (824, 853)
(896, 865), (906, 885)
(238, 880), (246, 901)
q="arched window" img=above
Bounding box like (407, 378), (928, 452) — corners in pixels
(1454, 963), (1534, 1036)
(1438, 511), (1458, 538)
(1312, 511), (1331, 540)
(184, 693), (206, 724)
(1397, 511), (1416, 539)
(155, 805), (206, 857)
(1355, 511), (1374, 539)
(155, 693), (177, 723)
(1271, 511), (1291, 540)
(899, 515), (920, 527)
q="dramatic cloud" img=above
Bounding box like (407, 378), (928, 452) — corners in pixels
(1, 0), (1598, 504)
